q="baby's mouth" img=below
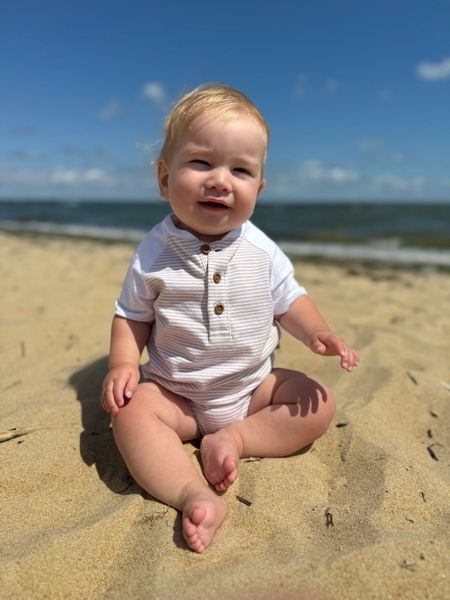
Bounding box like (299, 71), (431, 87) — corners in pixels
(199, 200), (230, 210)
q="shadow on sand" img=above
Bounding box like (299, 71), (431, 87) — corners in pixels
(68, 356), (191, 550)
(68, 356), (137, 495)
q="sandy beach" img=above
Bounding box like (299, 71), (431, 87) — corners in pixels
(1, 230), (449, 600)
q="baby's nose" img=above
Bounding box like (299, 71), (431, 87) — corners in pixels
(207, 168), (231, 191)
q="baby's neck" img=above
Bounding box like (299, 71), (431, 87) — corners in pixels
(172, 215), (231, 243)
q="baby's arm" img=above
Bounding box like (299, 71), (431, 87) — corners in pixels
(101, 316), (151, 415)
(277, 295), (359, 372)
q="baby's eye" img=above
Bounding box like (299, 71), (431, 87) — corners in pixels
(189, 159), (210, 167)
(233, 167), (252, 175)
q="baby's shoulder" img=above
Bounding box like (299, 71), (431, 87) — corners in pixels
(243, 221), (287, 262)
(132, 219), (169, 272)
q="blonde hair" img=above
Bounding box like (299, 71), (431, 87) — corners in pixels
(158, 83), (270, 163)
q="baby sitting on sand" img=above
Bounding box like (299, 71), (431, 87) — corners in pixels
(101, 83), (359, 553)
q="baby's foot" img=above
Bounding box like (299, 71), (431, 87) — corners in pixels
(200, 431), (240, 492)
(182, 492), (227, 553)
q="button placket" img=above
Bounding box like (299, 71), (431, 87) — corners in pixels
(206, 249), (230, 341)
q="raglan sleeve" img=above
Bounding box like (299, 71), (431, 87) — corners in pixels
(271, 244), (307, 317)
(114, 242), (156, 323)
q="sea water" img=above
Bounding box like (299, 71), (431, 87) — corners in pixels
(1, 199), (449, 266)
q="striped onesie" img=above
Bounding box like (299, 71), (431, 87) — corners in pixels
(115, 214), (306, 434)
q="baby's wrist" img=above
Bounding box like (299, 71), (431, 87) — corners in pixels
(109, 360), (139, 371)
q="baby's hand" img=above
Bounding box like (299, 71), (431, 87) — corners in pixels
(309, 330), (359, 372)
(101, 362), (140, 415)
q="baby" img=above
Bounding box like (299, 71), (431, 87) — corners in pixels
(101, 83), (359, 553)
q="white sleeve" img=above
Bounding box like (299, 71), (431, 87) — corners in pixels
(271, 244), (307, 316)
(115, 247), (156, 323)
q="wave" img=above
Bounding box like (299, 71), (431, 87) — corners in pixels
(0, 220), (145, 243)
(1, 219), (450, 267)
(279, 241), (450, 268)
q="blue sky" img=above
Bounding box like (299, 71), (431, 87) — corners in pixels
(1, 0), (450, 202)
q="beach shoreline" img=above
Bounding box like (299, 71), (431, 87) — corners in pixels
(2, 225), (450, 270)
(1, 231), (449, 599)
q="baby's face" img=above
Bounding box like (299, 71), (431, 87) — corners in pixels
(158, 113), (267, 241)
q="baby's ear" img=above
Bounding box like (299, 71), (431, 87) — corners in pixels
(258, 178), (267, 196)
(157, 160), (170, 200)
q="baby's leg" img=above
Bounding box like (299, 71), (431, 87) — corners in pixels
(112, 382), (226, 553)
(201, 369), (335, 490)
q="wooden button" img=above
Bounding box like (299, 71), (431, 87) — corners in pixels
(214, 304), (224, 315)
(201, 244), (210, 255)
(213, 272), (221, 284)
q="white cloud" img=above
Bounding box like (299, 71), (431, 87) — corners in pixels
(358, 138), (385, 153)
(0, 163), (159, 198)
(142, 81), (167, 106)
(300, 160), (360, 183)
(293, 74), (343, 98)
(372, 173), (426, 192)
(357, 140), (405, 164)
(50, 168), (116, 186)
(0, 165), (116, 187)
(98, 99), (122, 120)
(415, 57), (450, 81)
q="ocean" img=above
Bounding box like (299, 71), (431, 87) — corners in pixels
(1, 199), (449, 267)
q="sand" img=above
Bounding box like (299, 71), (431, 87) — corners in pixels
(1, 231), (449, 600)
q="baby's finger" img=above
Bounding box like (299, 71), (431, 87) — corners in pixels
(311, 339), (327, 354)
(124, 370), (139, 399)
(322, 333), (345, 356)
(112, 377), (129, 407)
(350, 348), (360, 367)
(341, 346), (359, 371)
(339, 348), (352, 371)
(101, 382), (119, 415)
